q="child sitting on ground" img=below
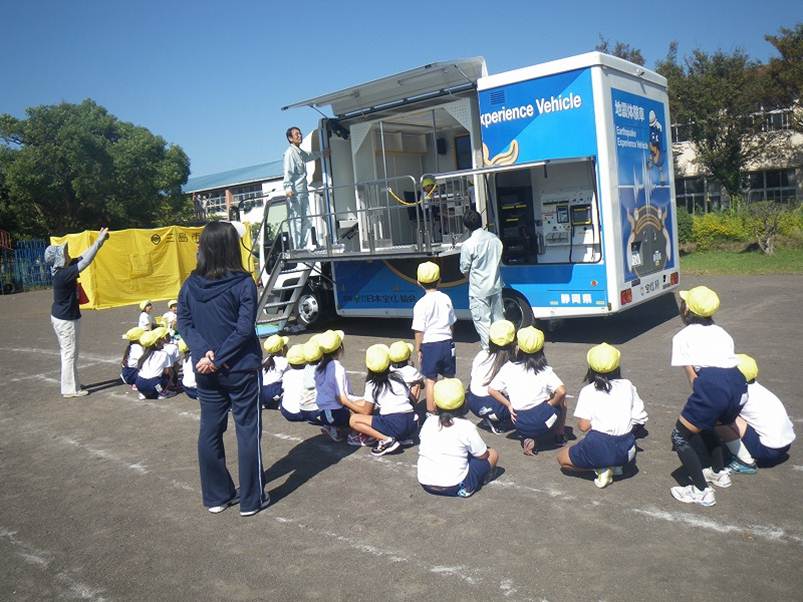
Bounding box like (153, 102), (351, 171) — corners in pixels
(715, 353), (795, 473)
(313, 330), (354, 441)
(135, 327), (174, 400)
(557, 343), (648, 488)
(412, 261), (456, 414)
(138, 300), (154, 330)
(347, 344), (419, 457)
(467, 319), (516, 434)
(488, 326), (567, 456)
(178, 339), (197, 399)
(417, 378), (499, 498)
(279, 344), (319, 422)
(388, 341), (424, 403)
(120, 327), (145, 386)
(261, 335), (289, 409)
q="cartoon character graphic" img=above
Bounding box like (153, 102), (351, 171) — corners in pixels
(648, 110), (666, 183)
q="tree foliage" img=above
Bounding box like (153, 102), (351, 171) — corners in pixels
(763, 24), (803, 131)
(0, 99), (191, 238)
(595, 36), (645, 66)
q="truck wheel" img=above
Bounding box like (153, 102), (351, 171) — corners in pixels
(296, 287), (331, 327)
(502, 289), (534, 330)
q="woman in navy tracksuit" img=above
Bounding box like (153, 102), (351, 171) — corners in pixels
(177, 221), (268, 517)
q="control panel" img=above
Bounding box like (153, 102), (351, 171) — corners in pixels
(541, 190), (595, 247)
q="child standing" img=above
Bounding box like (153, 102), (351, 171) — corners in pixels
(716, 354), (795, 473)
(261, 335), (289, 408)
(135, 328), (174, 399)
(178, 339), (197, 399)
(412, 261), (456, 413)
(138, 300), (154, 330)
(120, 327), (145, 386)
(557, 343), (648, 488)
(162, 300), (178, 331)
(313, 330), (353, 441)
(279, 344), (319, 422)
(467, 319), (516, 434)
(417, 378), (499, 498)
(348, 344), (418, 457)
(669, 286), (746, 507)
(488, 326), (567, 455)
(389, 341), (424, 403)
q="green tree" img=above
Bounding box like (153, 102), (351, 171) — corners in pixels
(595, 36), (645, 66)
(0, 99), (191, 238)
(763, 24), (803, 131)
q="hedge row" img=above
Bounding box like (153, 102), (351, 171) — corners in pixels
(675, 205), (803, 250)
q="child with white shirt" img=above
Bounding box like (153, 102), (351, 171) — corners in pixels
(162, 300), (178, 332)
(261, 334), (289, 409)
(120, 326), (145, 386)
(412, 261), (457, 414)
(716, 354), (795, 473)
(388, 340), (424, 403)
(669, 286), (747, 507)
(417, 378), (499, 498)
(467, 319), (516, 434)
(488, 326), (567, 456)
(557, 343), (648, 488)
(313, 329), (354, 441)
(135, 328), (174, 399)
(178, 339), (197, 399)
(138, 300), (154, 330)
(280, 344), (319, 422)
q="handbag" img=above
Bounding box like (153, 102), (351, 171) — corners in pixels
(77, 281), (89, 305)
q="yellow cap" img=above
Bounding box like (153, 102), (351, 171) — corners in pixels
(679, 286), (720, 317)
(586, 343), (621, 373)
(366, 344), (391, 373)
(517, 326), (544, 354)
(389, 341), (414, 363)
(303, 340), (323, 362)
(155, 316), (167, 327)
(152, 326), (169, 339)
(122, 326), (145, 342)
(263, 334), (289, 354)
(417, 261), (440, 284)
(422, 175), (436, 188)
(489, 320), (516, 347)
(178, 339), (189, 354)
(168, 299), (177, 308)
(434, 378), (465, 411)
(139, 330), (163, 348)
(318, 329), (343, 354)
(139, 299), (152, 311)
(736, 353), (758, 382)
(287, 344), (306, 366)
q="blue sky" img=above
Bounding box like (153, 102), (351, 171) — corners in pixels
(1, 0), (799, 177)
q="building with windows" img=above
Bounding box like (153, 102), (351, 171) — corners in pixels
(672, 107), (802, 213)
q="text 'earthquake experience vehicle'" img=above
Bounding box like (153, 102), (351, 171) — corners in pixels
(254, 52), (680, 335)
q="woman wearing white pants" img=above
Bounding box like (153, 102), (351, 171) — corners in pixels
(44, 228), (108, 397)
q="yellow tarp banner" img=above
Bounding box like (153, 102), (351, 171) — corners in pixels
(50, 225), (256, 310)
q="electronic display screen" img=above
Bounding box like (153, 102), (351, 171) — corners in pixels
(556, 206), (569, 223)
(571, 204), (592, 225)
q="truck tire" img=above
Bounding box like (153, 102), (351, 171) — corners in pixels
(296, 286), (332, 327)
(501, 289), (534, 330)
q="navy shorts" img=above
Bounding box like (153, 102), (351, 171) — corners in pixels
(261, 381), (283, 407)
(513, 401), (560, 438)
(742, 424), (791, 466)
(184, 386), (197, 400)
(121, 366), (138, 385)
(280, 405), (318, 423)
(420, 340), (456, 380)
(135, 375), (168, 399)
(372, 412), (418, 440)
(467, 391), (510, 422)
(569, 430), (636, 469)
(421, 455), (492, 497)
(310, 407), (351, 427)
(681, 367), (746, 430)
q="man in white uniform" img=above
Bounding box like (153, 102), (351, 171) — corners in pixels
(282, 126), (325, 250)
(459, 209), (504, 349)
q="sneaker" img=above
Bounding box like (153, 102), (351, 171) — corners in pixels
(612, 466), (624, 477)
(240, 494), (271, 517)
(346, 432), (375, 447)
(137, 393), (146, 400)
(62, 390), (89, 398)
(482, 416), (503, 434)
(399, 437), (416, 446)
(456, 487), (474, 498)
(594, 467), (614, 489)
(703, 467), (733, 488)
(521, 438), (537, 456)
(371, 437), (400, 457)
(320, 426), (344, 442)
(670, 485), (716, 507)
(727, 458), (758, 474)
(208, 493), (240, 514)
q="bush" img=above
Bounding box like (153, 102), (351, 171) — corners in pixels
(691, 211), (750, 250)
(676, 207), (693, 245)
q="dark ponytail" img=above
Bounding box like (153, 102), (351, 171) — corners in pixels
(483, 341), (514, 386)
(515, 348), (548, 374)
(583, 366), (622, 393)
(365, 369), (408, 405)
(122, 342), (133, 367)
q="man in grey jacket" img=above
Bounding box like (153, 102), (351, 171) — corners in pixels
(282, 126), (324, 250)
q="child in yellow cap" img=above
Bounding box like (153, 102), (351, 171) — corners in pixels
(669, 285), (746, 507)
(388, 341), (424, 404)
(138, 300), (154, 330)
(488, 326), (567, 455)
(467, 319), (516, 434)
(715, 354), (795, 474)
(279, 344), (319, 422)
(120, 327), (146, 387)
(312, 330), (354, 441)
(557, 343), (648, 488)
(162, 300), (178, 332)
(261, 335), (289, 409)
(412, 261), (457, 414)
(417, 378), (499, 497)
(135, 328), (174, 399)
(347, 344), (419, 456)
(178, 339), (197, 399)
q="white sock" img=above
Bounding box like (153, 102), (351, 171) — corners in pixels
(486, 412), (499, 422)
(725, 439), (755, 465)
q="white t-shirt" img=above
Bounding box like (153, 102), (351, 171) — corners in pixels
(363, 377), (413, 415)
(162, 310), (177, 326)
(573, 379), (648, 436)
(138, 349), (172, 380)
(488, 362), (564, 411)
(390, 364), (424, 386)
(469, 349), (497, 397)
(181, 356), (196, 389)
(671, 324), (738, 369)
(138, 312), (152, 329)
(163, 343), (179, 365)
(126, 343), (144, 368)
(314, 359), (352, 410)
(412, 290), (456, 343)
(740, 381), (796, 449)
(417, 416), (488, 487)
(281, 368), (306, 414)
(263, 356), (289, 386)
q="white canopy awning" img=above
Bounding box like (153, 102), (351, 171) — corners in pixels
(282, 58), (487, 118)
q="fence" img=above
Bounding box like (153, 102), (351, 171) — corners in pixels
(0, 239), (52, 294)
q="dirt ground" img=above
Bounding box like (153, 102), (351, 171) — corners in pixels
(1, 274), (801, 601)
